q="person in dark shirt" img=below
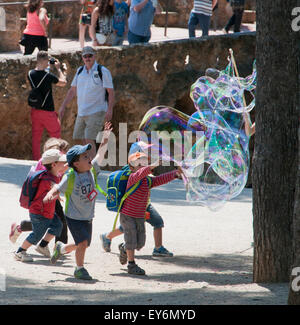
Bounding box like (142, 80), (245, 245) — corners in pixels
(28, 51), (67, 160)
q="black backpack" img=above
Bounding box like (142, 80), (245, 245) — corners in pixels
(77, 64), (109, 102)
(27, 70), (50, 109)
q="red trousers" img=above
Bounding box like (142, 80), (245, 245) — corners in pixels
(31, 108), (61, 160)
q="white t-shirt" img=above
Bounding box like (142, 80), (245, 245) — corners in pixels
(71, 61), (113, 116)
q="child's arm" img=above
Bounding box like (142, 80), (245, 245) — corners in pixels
(151, 168), (182, 188)
(94, 122), (113, 166)
(127, 166), (153, 188)
(43, 185), (60, 204)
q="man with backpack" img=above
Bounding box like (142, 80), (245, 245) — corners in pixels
(59, 46), (115, 159)
(28, 51), (67, 160)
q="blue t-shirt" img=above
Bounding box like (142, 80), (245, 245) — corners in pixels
(113, 1), (129, 37)
(128, 0), (155, 37)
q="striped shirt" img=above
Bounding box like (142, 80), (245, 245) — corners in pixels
(121, 166), (177, 218)
(192, 0), (213, 16)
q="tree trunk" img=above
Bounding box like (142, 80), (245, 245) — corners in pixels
(288, 127), (300, 304)
(252, 0), (299, 282)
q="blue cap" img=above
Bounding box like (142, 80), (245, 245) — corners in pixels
(67, 144), (91, 166)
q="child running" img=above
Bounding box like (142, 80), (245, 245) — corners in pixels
(43, 122), (112, 281)
(9, 138), (69, 257)
(118, 151), (183, 275)
(14, 149), (67, 262)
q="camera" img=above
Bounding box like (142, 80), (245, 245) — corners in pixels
(49, 58), (57, 65)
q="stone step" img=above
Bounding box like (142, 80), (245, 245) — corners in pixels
(242, 10), (256, 24)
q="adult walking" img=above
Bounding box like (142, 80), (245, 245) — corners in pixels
(28, 51), (67, 160)
(59, 46), (114, 158)
(20, 0), (49, 55)
(127, 0), (158, 45)
(188, 0), (217, 38)
(224, 0), (245, 33)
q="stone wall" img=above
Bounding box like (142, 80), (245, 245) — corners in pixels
(0, 32), (256, 167)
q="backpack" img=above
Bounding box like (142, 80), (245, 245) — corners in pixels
(19, 169), (49, 209)
(64, 167), (107, 215)
(27, 70), (50, 109)
(77, 64), (109, 102)
(107, 165), (152, 230)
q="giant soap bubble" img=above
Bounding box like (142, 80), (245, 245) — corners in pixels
(138, 56), (256, 210)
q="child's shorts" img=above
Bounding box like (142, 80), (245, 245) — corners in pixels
(120, 213), (146, 251)
(66, 217), (92, 246)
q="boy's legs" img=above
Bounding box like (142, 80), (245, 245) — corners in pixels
(15, 214), (52, 262)
(54, 200), (68, 244)
(120, 213), (146, 275)
(198, 13), (210, 37)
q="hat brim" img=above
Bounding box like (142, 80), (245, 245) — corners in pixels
(67, 144), (92, 165)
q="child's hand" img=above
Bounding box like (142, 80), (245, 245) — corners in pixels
(101, 122), (113, 142)
(175, 166), (183, 179)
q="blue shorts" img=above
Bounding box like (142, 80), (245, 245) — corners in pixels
(26, 213), (62, 245)
(119, 204), (164, 232)
(66, 217), (93, 246)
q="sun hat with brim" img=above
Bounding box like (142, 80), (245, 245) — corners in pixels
(128, 151), (148, 167)
(42, 149), (67, 165)
(67, 144), (92, 166)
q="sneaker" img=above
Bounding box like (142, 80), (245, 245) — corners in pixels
(9, 223), (22, 244)
(74, 267), (93, 281)
(118, 243), (127, 265)
(152, 246), (174, 257)
(127, 263), (146, 275)
(35, 245), (51, 258)
(100, 233), (111, 252)
(14, 251), (33, 262)
(50, 241), (63, 264)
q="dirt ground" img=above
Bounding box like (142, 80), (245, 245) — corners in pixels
(0, 157), (289, 305)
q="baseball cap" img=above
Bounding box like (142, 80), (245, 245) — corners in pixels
(129, 141), (152, 156)
(41, 149), (67, 165)
(66, 144), (91, 166)
(128, 151), (148, 167)
(82, 46), (95, 56)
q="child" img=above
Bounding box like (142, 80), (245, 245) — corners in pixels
(43, 122), (112, 281)
(9, 138), (70, 257)
(14, 149), (67, 262)
(112, 0), (129, 46)
(100, 141), (174, 258)
(118, 151), (182, 275)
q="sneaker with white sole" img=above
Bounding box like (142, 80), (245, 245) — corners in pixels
(9, 223), (22, 244)
(152, 246), (174, 257)
(50, 241), (63, 264)
(35, 245), (51, 258)
(14, 251), (33, 262)
(100, 233), (111, 252)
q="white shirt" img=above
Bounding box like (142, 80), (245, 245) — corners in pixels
(71, 61), (113, 116)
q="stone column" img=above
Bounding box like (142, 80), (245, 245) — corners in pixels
(0, 0), (21, 52)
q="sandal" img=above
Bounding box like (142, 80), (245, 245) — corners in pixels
(127, 263), (146, 275)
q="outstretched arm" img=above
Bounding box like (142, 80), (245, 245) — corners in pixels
(43, 186), (60, 204)
(94, 122), (113, 166)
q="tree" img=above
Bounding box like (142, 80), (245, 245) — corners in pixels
(252, 0), (299, 283)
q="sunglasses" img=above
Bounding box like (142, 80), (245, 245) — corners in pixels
(83, 54), (93, 59)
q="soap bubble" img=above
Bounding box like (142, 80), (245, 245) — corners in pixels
(138, 59), (256, 211)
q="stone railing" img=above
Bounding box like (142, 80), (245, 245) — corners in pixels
(0, 32), (256, 165)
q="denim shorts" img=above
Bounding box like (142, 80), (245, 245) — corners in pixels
(26, 213), (63, 245)
(119, 203), (164, 232)
(66, 217), (93, 246)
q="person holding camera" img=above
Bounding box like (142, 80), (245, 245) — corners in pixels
(79, 0), (96, 48)
(28, 51), (67, 160)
